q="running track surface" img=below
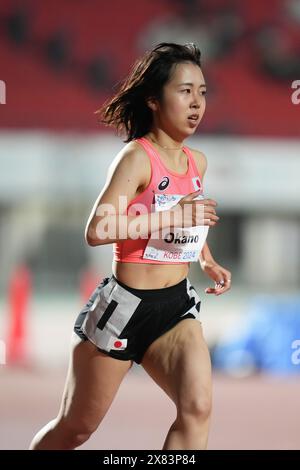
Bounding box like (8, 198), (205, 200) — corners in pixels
(1, 367), (299, 450)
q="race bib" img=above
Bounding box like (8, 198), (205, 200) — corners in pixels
(143, 194), (209, 263)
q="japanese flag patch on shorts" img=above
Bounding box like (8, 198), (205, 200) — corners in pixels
(107, 337), (128, 351)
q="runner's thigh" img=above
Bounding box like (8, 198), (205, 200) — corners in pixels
(141, 319), (211, 407)
(58, 333), (132, 432)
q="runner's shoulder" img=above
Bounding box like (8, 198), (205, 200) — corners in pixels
(188, 147), (207, 178)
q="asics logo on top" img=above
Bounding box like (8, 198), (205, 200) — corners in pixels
(158, 176), (170, 191)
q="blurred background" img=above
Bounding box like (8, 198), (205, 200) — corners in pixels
(0, 0), (300, 450)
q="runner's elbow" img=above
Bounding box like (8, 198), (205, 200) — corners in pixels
(85, 224), (100, 246)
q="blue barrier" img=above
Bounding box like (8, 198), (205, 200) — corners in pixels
(213, 296), (300, 375)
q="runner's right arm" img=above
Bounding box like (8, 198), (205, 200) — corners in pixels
(85, 143), (172, 246)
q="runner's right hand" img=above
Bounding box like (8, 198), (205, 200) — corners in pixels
(171, 190), (219, 227)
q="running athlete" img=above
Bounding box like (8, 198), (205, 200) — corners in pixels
(30, 43), (231, 450)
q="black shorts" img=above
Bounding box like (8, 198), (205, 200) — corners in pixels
(74, 274), (201, 364)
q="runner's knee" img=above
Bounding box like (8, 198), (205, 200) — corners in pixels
(177, 393), (212, 423)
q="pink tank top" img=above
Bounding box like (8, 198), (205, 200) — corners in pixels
(113, 137), (205, 264)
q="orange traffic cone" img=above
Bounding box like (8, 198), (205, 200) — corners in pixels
(6, 265), (32, 365)
(79, 268), (99, 303)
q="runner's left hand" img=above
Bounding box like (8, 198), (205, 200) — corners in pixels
(201, 261), (231, 296)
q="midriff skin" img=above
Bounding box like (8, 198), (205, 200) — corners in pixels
(112, 260), (190, 289)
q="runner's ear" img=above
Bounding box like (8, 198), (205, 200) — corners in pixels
(146, 97), (159, 112)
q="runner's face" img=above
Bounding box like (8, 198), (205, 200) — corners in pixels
(155, 62), (206, 139)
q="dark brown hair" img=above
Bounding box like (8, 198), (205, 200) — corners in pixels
(96, 43), (201, 142)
